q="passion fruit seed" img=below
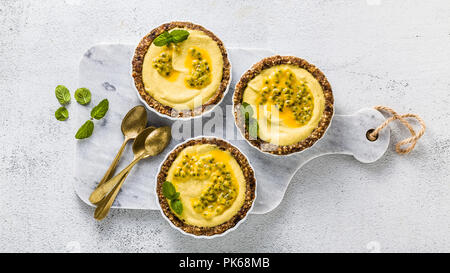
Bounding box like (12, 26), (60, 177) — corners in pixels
(259, 68), (314, 125)
(152, 51), (174, 77)
(175, 153), (238, 218)
(185, 48), (211, 89)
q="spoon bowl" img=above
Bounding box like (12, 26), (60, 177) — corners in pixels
(132, 126), (157, 157)
(143, 126), (172, 157)
(121, 105), (148, 139)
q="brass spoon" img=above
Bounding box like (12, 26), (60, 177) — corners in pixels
(89, 105), (147, 205)
(90, 126), (172, 202)
(93, 126), (155, 220)
(93, 126), (172, 220)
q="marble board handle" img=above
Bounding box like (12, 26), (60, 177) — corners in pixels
(305, 107), (390, 164)
(250, 107), (390, 214)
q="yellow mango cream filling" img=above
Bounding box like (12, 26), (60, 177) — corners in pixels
(166, 144), (246, 227)
(242, 64), (326, 146)
(142, 28), (224, 111)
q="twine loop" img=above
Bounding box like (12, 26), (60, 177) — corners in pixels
(367, 106), (426, 154)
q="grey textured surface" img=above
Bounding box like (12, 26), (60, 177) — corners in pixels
(1, 0), (449, 252)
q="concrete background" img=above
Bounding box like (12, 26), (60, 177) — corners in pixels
(1, 0), (449, 252)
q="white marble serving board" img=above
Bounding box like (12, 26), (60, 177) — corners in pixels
(74, 44), (390, 214)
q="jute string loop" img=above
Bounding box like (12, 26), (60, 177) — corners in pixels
(367, 106), (426, 154)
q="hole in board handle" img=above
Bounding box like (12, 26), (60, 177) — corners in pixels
(366, 129), (378, 142)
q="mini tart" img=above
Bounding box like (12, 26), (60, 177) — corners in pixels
(157, 138), (256, 236)
(233, 55), (334, 155)
(132, 22), (231, 118)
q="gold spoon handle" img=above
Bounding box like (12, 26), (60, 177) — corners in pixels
(94, 169), (131, 220)
(89, 138), (129, 205)
(89, 154), (145, 204)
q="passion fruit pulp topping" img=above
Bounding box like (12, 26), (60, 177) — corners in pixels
(258, 68), (314, 127)
(152, 49), (179, 82)
(184, 47), (212, 89)
(173, 150), (238, 219)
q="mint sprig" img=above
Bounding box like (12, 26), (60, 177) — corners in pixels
(53, 84), (109, 139)
(241, 102), (259, 139)
(74, 99), (109, 139)
(162, 181), (183, 215)
(248, 118), (259, 139)
(153, 30), (190, 47)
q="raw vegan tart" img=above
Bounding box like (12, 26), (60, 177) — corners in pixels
(156, 138), (256, 237)
(132, 22), (231, 118)
(233, 55), (334, 155)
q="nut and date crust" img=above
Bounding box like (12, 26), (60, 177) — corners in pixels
(157, 138), (256, 236)
(233, 55), (334, 155)
(132, 22), (231, 118)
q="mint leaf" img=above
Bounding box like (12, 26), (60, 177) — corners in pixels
(55, 107), (69, 121)
(163, 181), (182, 214)
(153, 30), (189, 47)
(170, 29), (189, 43)
(153, 31), (172, 46)
(90, 99), (109, 120)
(170, 199), (183, 215)
(173, 192), (180, 200)
(162, 181), (177, 199)
(74, 88), (91, 105)
(240, 102), (254, 127)
(55, 85), (71, 105)
(241, 102), (254, 118)
(75, 120), (94, 139)
(248, 118), (259, 139)
(240, 102), (258, 139)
